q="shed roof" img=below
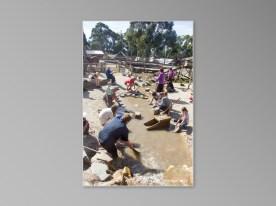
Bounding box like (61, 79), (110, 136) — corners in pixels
(86, 50), (104, 55)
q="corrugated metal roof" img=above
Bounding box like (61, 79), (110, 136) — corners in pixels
(86, 50), (104, 55)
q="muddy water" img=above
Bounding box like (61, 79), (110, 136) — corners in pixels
(121, 96), (192, 174)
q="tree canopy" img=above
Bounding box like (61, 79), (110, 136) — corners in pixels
(86, 21), (193, 58)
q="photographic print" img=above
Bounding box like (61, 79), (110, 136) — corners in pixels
(83, 21), (193, 187)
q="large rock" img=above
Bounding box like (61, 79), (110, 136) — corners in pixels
(91, 149), (113, 163)
(93, 169), (125, 186)
(112, 169), (125, 185)
(90, 162), (111, 181)
(98, 167), (132, 186)
(83, 169), (100, 185)
(83, 135), (99, 159)
(83, 150), (91, 170)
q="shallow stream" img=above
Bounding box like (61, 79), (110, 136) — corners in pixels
(120, 96), (193, 185)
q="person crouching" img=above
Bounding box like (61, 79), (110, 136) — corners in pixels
(98, 114), (134, 159)
(124, 75), (136, 91)
(149, 91), (161, 107)
(176, 107), (189, 130)
(158, 92), (172, 112)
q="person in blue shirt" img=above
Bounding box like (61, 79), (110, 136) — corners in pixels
(98, 113), (134, 158)
(105, 67), (116, 84)
(158, 92), (172, 111)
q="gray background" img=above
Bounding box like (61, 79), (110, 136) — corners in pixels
(0, 0), (275, 205)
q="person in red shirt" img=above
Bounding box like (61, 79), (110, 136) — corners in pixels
(124, 75), (136, 91)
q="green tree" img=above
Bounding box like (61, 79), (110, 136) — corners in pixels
(83, 32), (89, 49)
(113, 33), (127, 54)
(175, 35), (193, 58)
(125, 21), (178, 59)
(88, 21), (193, 59)
(90, 22), (128, 54)
(89, 22), (117, 53)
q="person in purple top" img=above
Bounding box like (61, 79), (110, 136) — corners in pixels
(167, 67), (175, 80)
(167, 67), (176, 92)
(155, 68), (165, 92)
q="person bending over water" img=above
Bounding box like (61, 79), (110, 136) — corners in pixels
(98, 114), (135, 158)
(124, 75), (136, 91)
(149, 91), (161, 107)
(158, 92), (172, 112)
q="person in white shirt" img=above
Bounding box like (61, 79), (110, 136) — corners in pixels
(99, 105), (118, 126)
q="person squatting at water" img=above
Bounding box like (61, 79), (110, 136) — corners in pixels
(149, 91), (161, 107)
(124, 74), (136, 91)
(158, 92), (172, 112)
(155, 68), (165, 92)
(175, 107), (189, 130)
(105, 67), (116, 84)
(83, 112), (90, 135)
(98, 105), (118, 127)
(98, 114), (134, 158)
(166, 68), (176, 92)
(103, 84), (120, 107)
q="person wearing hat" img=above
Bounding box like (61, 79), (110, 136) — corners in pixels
(98, 113), (134, 158)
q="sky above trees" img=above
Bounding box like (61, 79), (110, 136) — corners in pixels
(83, 21), (193, 38)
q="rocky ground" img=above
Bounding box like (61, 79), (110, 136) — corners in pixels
(83, 70), (193, 186)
